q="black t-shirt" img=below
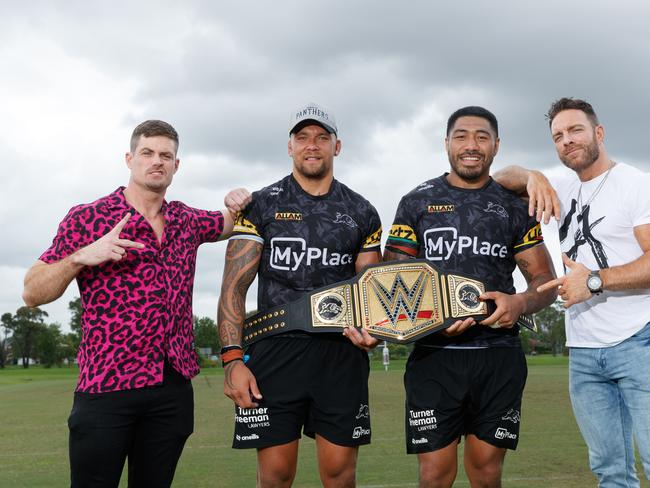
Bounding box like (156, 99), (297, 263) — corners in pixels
(232, 174), (382, 312)
(385, 174), (543, 347)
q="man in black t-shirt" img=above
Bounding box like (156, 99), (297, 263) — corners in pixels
(384, 106), (557, 488)
(218, 103), (382, 487)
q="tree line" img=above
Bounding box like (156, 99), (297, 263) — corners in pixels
(0, 299), (566, 369)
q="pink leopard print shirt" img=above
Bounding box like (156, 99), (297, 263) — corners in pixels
(40, 188), (224, 393)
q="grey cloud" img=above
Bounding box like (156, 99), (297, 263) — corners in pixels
(11, 0), (649, 167)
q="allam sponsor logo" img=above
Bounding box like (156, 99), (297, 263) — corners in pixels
(427, 204), (455, 213)
(270, 237), (353, 271)
(423, 227), (507, 261)
(275, 212), (302, 221)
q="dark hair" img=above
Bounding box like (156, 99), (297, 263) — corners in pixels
(130, 120), (179, 153)
(546, 98), (599, 128)
(446, 106), (498, 137)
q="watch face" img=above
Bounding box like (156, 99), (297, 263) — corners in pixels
(587, 275), (603, 292)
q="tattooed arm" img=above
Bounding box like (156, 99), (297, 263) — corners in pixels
(217, 239), (263, 408)
(480, 244), (558, 328)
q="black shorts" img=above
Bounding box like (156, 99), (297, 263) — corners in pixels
(68, 362), (193, 487)
(232, 334), (371, 449)
(404, 346), (527, 454)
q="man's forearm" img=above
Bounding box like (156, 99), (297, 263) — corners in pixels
(492, 166), (532, 194)
(217, 240), (262, 346)
(515, 247), (558, 314)
(601, 254), (650, 291)
(383, 249), (413, 262)
(218, 209), (235, 241)
(518, 271), (558, 314)
(23, 257), (84, 307)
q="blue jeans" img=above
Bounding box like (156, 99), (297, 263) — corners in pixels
(570, 323), (650, 488)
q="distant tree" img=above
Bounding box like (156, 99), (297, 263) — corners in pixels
(61, 333), (78, 366)
(193, 316), (220, 355)
(386, 343), (412, 359)
(535, 301), (566, 356)
(0, 312), (12, 368)
(68, 297), (83, 353)
(7, 307), (49, 368)
(37, 323), (64, 368)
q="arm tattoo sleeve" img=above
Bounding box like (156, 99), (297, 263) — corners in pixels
(218, 239), (262, 347)
(515, 251), (557, 313)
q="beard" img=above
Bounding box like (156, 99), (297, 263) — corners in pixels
(294, 159), (330, 180)
(449, 152), (493, 182)
(559, 134), (600, 172)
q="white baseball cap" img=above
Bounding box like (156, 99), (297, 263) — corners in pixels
(289, 102), (337, 136)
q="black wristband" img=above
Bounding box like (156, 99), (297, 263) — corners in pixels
(222, 357), (244, 368)
(220, 345), (243, 355)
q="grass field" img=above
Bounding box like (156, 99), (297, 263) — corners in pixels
(1, 357), (648, 487)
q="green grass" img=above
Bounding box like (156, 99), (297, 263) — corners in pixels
(1, 358), (648, 487)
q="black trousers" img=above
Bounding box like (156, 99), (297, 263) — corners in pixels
(68, 363), (194, 488)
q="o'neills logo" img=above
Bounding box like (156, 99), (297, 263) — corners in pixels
(275, 212), (302, 221)
(235, 433), (260, 441)
(428, 204), (455, 213)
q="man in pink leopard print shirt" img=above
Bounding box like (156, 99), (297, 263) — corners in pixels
(23, 120), (250, 488)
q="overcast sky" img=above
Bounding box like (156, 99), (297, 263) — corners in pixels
(1, 0), (648, 331)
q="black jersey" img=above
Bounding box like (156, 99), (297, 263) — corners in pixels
(385, 174), (543, 348)
(232, 174), (382, 312)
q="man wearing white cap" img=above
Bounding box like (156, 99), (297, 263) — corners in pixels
(217, 103), (383, 487)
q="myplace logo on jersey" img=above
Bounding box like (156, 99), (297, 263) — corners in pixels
(424, 227), (507, 261)
(270, 237), (353, 271)
(352, 426), (370, 439)
(494, 428), (517, 440)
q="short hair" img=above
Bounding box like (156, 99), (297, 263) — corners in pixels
(130, 120), (179, 153)
(546, 98), (599, 128)
(446, 106), (499, 137)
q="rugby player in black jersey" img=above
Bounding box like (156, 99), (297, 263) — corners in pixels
(384, 106), (557, 488)
(217, 103), (382, 487)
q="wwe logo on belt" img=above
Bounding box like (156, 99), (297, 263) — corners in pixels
(369, 272), (429, 326)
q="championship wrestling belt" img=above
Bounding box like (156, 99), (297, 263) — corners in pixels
(242, 260), (537, 347)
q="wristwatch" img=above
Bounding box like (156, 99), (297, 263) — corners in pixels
(586, 270), (603, 295)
